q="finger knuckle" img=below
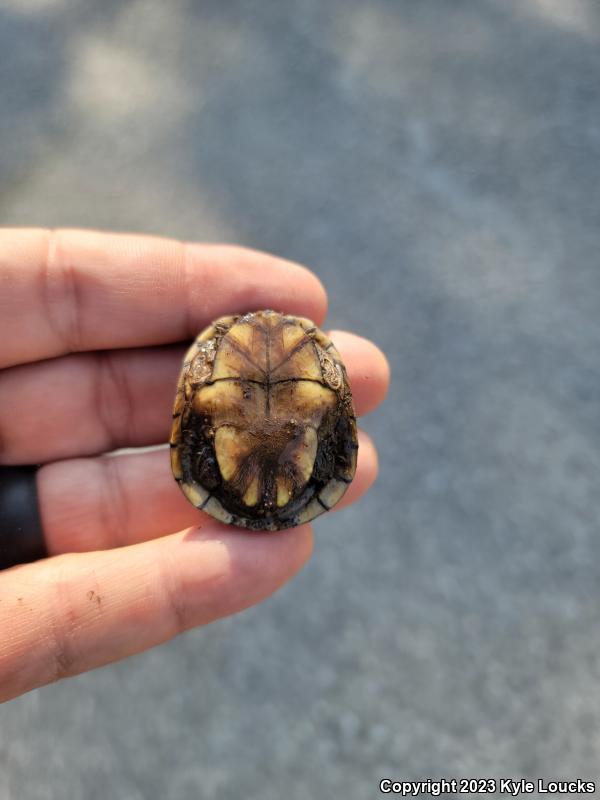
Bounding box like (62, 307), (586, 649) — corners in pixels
(98, 455), (129, 549)
(40, 229), (85, 354)
(157, 551), (189, 637)
(46, 559), (81, 682)
(95, 351), (136, 451)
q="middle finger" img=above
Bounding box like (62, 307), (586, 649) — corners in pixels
(0, 332), (389, 464)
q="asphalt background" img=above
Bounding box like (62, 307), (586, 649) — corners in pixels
(1, 1), (600, 797)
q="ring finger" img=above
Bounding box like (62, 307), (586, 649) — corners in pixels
(38, 429), (378, 555)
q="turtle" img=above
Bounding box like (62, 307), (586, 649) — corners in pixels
(170, 309), (358, 531)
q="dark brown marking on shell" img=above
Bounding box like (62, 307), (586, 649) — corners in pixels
(269, 335), (312, 375)
(223, 337), (266, 376)
(171, 310), (358, 530)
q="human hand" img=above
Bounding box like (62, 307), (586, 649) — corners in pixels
(0, 229), (389, 702)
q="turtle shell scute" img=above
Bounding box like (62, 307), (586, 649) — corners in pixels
(170, 310), (358, 530)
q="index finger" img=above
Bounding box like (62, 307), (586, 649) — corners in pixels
(0, 228), (328, 369)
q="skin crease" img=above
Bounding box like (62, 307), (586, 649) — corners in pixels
(0, 229), (390, 703)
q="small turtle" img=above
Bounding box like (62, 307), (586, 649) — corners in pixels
(170, 310), (358, 531)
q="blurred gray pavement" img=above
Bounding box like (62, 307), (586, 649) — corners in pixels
(1, 0), (600, 796)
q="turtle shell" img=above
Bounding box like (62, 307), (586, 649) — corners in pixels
(170, 309), (358, 530)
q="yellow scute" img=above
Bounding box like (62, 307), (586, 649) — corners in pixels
(181, 482), (209, 508)
(281, 324), (306, 351)
(243, 476), (260, 507)
(214, 425), (255, 482)
(271, 339), (322, 381)
(318, 479), (347, 510)
(272, 381), (335, 428)
(170, 446), (182, 479)
(194, 382), (265, 425)
(286, 426), (318, 485)
(276, 479), (291, 507)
